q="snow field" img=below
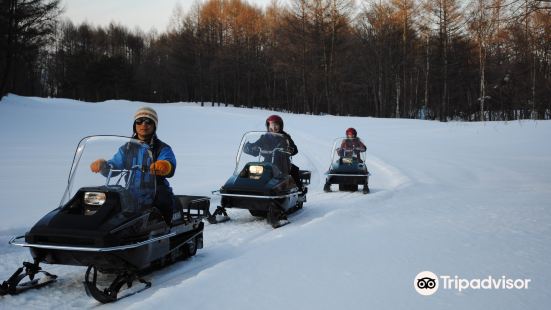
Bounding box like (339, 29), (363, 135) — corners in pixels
(1, 94), (550, 309)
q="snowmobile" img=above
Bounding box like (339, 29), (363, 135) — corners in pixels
(323, 137), (370, 194)
(0, 136), (210, 303)
(209, 131), (310, 228)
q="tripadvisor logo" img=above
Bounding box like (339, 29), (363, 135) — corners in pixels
(414, 271), (439, 296)
(414, 271), (531, 296)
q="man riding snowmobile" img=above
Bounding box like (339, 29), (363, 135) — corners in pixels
(1, 109), (209, 303)
(90, 107), (176, 224)
(209, 115), (310, 228)
(337, 127), (366, 162)
(324, 127), (370, 194)
(244, 115), (306, 193)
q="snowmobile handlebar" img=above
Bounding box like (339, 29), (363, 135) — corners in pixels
(105, 165), (149, 189)
(260, 147), (292, 156)
(338, 147), (365, 152)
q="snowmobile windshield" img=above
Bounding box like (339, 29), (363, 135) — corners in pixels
(330, 137), (367, 165)
(59, 136), (156, 211)
(237, 131), (293, 179)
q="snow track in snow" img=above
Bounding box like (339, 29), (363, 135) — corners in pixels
(0, 112), (414, 308)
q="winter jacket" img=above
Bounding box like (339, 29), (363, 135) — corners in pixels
(106, 135), (176, 204)
(281, 131), (298, 156)
(139, 134), (177, 188)
(244, 131), (297, 174)
(338, 138), (366, 158)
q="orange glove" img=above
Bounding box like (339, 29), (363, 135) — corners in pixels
(150, 160), (172, 176)
(90, 159), (106, 173)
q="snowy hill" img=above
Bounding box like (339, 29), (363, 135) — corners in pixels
(1, 94), (550, 309)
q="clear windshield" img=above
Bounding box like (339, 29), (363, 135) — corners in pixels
(236, 131), (292, 178)
(59, 136), (156, 209)
(330, 137), (367, 165)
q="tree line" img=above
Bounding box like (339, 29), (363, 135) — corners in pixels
(1, 0), (550, 121)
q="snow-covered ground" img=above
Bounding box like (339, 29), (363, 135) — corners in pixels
(1, 94), (550, 309)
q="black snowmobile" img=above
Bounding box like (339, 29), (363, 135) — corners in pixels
(209, 131), (310, 228)
(323, 137), (370, 194)
(0, 136), (210, 303)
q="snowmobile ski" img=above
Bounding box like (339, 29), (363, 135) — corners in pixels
(0, 261), (57, 296)
(84, 265), (151, 303)
(207, 205), (230, 224)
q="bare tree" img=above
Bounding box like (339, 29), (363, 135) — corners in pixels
(422, 0), (464, 121)
(468, 0), (501, 121)
(390, 0), (416, 117)
(0, 0), (61, 96)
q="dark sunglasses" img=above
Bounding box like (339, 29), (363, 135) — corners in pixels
(135, 117), (154, 125)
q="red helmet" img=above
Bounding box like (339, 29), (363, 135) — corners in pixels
(346, 127), (357, 137)
(266, 115), (284, 130)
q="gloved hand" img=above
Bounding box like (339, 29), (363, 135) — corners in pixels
(150, 160), (172, 176)
(244, 142), (260, 156)
(90, 159), (106, 173)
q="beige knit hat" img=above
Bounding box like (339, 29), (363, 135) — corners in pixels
(134, 106), (158, 127)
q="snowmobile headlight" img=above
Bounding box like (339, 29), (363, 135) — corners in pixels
(84, 192), (106, 206)
(342, 157), (353, 164)
(248, 165), (264, 179)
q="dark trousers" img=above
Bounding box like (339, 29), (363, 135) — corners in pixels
(155, 184), (175, 225)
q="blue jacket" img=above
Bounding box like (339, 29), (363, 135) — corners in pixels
(107, 135), (176, 205)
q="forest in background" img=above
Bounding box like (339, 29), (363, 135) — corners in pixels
(1, 0), (550, 121)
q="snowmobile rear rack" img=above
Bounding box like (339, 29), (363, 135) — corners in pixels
(175, 195), (210, 214)
(299, 170), (311, 185)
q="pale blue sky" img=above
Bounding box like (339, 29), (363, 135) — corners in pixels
(61, 0), (187, 31)
(61, 0), (274, 32)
